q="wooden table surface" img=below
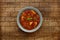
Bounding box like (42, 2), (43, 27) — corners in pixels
(0, 0), (60, 40)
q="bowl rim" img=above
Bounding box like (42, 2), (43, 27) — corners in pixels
(17, 6), (43, 33)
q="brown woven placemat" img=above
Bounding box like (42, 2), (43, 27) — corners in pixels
(0, 0), (60, 40)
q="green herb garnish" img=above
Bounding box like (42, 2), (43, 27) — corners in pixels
(27, 18), (32, 21)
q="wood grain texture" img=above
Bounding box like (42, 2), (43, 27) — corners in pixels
(0, 0), (60, 40)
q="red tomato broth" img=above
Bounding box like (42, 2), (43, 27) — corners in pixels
(20, 10), (40, 30)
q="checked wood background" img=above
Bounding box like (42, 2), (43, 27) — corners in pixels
(0, 0), (60, 40)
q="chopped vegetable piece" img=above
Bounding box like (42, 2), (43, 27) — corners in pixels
(34, 22), (37, 26)
(22, 12), (26, 16)
(28, 13), (30, 15)
(34, 17), (37, 20)
(31, 10), (36, 14)
(21, 16), (24, 19)
(21, 16), (24, 21)
(29, 22), (33, 25)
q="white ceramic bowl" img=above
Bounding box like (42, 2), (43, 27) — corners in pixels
(17, 6), (43, 33)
